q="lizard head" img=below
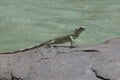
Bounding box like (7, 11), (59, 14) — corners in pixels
(74, 27), (85, 36)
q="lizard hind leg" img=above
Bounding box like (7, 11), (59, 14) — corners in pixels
(45, 40), (55, 48)
(43, 40), (54, 48)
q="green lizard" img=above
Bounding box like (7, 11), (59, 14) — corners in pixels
(40, 27), (85, 47)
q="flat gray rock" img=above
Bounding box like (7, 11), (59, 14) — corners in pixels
(0, 37), (120, 80)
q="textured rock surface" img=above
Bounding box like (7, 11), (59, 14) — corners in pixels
(0, 37), (120, 80)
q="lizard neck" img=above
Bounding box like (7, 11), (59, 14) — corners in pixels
(70, 33), (79, 39)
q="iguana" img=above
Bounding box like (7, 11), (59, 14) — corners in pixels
(40, 27), (85, 47)
(0, 27), (85, 54)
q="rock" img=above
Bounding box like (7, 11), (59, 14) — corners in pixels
(0, 37), (120, 80)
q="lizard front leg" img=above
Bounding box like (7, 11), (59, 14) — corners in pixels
(69, 36), (75, 48)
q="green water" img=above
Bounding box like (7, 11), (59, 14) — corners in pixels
(0, 0), (120, 52)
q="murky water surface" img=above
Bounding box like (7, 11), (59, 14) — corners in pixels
(0, 0), (120, 52)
